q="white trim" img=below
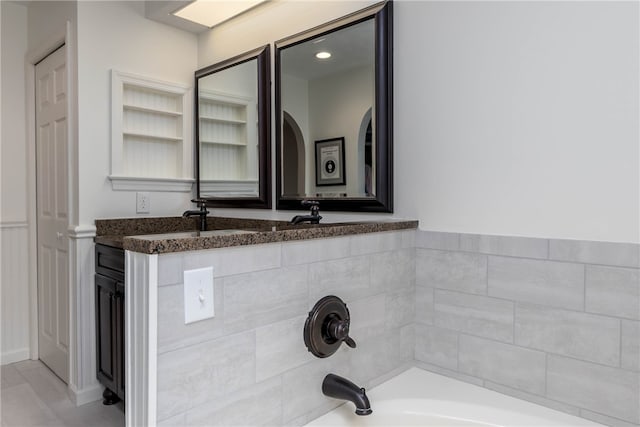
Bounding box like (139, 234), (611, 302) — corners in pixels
(108, 175), (194, 192)
(200, 179), (259, 197)
(0, 222), (29, 229)
(67, 224), (97, 239)
(1, 348), (31, 366)
(126, 252), (158, 426)
(68, 383), (103, 407)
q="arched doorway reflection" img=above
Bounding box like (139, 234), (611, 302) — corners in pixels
(357, 108), (373, 196)
(282, 111), (305, 196)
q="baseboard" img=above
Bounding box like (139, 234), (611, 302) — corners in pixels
(1, 348), (30, 365)
(68, 382), (103, 406)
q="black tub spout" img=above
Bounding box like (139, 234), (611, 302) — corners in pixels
(322, 374), (372, 416)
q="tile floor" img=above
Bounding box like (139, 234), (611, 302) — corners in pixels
(1, 360), (124, 427)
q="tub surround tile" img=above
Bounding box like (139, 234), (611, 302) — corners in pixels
(223, 266), (308, 329)
(156, 330), (256, 421)
(488, 256), (585, 310)
(281, 236), (350, 266)
(308, 256), (371, 302)
(157, 282), (225, 354)
(181, 243), (282, 278)
(157, 253), (183, 286)
(182, 377), (283, 426)
(148, 228), (638, 427)
(281, 350), (351, 423)
(547, 355), (640, 424)
(580, 409), (640, 427)
(371, 248), (416, 291)
(385, 288), (416, 330)
(621, 320), (640, 372)
(255, 316), (312, 382)
(460, 234), (549, 259)
(434, 290), (514, 343)
(350, 229), (414, 255)
(349, 330), (407, 385)
(414, 361), (485, 387)
(414, 324), (458, 370)
(416, 249), (487, 295)
(586, 265), (640, 320)
(458, 335), (546, 395)
(483, 381), (581, 417)
(415, 286), (435, 325)
(549, 239), (640, 268)
(415, 230), (460, 251)
(348, 294), (386, 341)
(515, 303), (620, 366)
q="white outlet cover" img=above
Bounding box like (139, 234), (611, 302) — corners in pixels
(183, 267), (214, 324)
(136, 192), (150, 214)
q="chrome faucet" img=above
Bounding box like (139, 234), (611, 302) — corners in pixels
(183, 199), (209, 231)
(322, 374), (372, 416)
(290, 200), (322, 225)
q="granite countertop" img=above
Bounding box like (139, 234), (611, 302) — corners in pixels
(94, 216), (418, 255)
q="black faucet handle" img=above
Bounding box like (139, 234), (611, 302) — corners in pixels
(191, 198), (209, 211)
(302, 200), (320, 217)
(327, 317), (356, 348)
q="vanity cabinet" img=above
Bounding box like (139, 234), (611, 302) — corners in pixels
(95, 244), (125, 405)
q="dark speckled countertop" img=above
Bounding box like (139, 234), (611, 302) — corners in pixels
(94, 216), (418, 255)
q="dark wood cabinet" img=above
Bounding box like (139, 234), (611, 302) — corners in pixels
(95, 244), (125, 405)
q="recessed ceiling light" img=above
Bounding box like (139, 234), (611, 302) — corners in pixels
(315, 51), (332, 59)
(173, 0), (267, 28)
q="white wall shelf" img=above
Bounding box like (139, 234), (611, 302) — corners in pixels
(111, 70), (193, 192)
(198, 90), (257, 187)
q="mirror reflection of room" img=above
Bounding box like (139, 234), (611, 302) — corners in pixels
(280, 18), (375, 199)
(198, 59), (259, 198)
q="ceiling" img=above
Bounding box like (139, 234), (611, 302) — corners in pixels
(280, 18), (374, 81)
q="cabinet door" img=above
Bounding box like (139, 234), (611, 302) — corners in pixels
(95, 274), (118, 393)
(115, 281), (125, 400)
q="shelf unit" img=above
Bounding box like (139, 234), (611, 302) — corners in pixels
(110, 70), (193, 191)
(198, 90), (257, 186)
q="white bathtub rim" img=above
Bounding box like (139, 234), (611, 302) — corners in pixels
(306, 367), (605, 427)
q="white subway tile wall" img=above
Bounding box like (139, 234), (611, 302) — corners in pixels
(155, 229), (640, 426)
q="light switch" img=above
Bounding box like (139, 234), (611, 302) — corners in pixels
(183, 267), (214, 324)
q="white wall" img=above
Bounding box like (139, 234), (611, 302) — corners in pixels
(308, 65), (373, 196)
(394, 1), (639, 243)
(1, 1), (31, 365)
(1, 1), (28, 223)
(76, 1), (198, 224)
(201, 0), (639, 243)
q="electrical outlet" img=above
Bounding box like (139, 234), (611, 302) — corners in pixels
(136, 192), (150, 214)
(183, 267), (214, 324)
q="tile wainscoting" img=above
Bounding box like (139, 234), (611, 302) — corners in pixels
(416, 231), (639, 427)
(137, 229), (638, 426)
(154, 230), (416, 426)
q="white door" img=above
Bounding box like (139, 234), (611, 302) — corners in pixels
(36, 45), (69, 383)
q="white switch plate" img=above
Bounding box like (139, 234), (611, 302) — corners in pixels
(183, 267), (214, 324)
(136, 192), (150, 214)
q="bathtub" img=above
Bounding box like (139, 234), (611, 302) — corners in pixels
(306, 368), (603, 426)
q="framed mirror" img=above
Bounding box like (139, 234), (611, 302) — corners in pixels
(195, 45), (271, 208)
(275, 1), (392, 212)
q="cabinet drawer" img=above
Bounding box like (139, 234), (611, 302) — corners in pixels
(96, 244), (124, 281)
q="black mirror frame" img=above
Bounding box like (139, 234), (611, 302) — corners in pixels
(195, 45), (272, 209)
(275, 1), (393, 212)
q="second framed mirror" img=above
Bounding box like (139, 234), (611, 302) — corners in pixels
(275, 1), (393, 212)
(195, 45), (271, 208)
